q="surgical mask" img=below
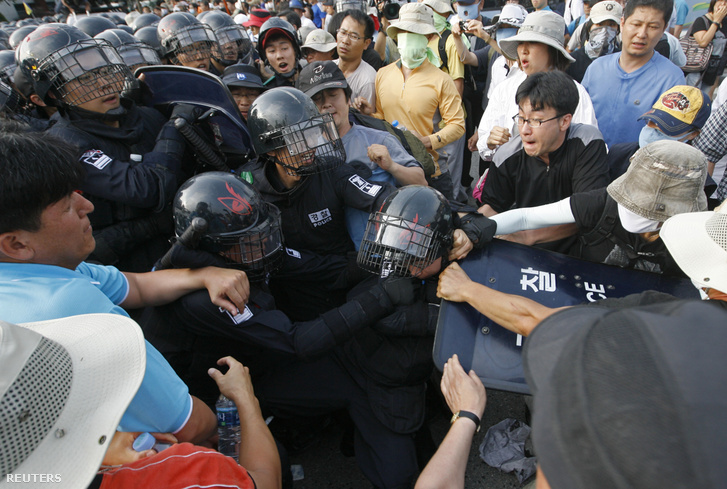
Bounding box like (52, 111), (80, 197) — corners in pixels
(617, 204), (662, 233)
(456, 4), (480, 20)
(432, 12), (450, 33)
(638, 125), (691, 148)
(398, 32), (438, 69)
(584, 26), (618, 59)
(161, 8), (169, 15)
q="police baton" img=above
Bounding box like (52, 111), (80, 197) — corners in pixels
(156, 217), (209, 270)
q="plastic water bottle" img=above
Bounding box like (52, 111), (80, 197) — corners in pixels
(392, 120), (407, 132)
(216, 394), (240, 462)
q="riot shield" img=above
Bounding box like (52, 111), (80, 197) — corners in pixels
(433, 239), (700, 394)
(136, 65), (253, 168)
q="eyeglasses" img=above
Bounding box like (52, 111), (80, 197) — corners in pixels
(512, 114), (564, 128)
(336, 28), (364, 42)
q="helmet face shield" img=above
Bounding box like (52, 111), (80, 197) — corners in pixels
(117, 43), (161, 71)
(271, 113), (344, 176)
(358, 212), (446, 278)
(217, 203), (284, 277)
(216, 26), (253, 65)
(169, 24), (221, 64)
(41, 40), (133, 107)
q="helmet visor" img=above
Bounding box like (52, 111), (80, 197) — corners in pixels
(275, 113), (345, 175)
(218, 204), (284, 276)
(358, 212), (443, 278)
(42, 40), (133, 106)
(118, 43), (161, 70)
(216, 26), (253, 63)
(172, 25), (221, 63)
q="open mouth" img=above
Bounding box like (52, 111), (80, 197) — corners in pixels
(278, 62), (290, 72)
(103, 94), (118, 104)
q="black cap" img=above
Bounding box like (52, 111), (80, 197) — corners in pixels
(221, 64), (266, 90)
(296, 60), (348, 98)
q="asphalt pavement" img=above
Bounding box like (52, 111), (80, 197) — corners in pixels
(286, 387), (530, 489)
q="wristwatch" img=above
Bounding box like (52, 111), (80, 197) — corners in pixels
(450, 410), (481, 432)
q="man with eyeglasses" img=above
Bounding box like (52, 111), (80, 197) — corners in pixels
(335, 9), (377, 107)
(477, 70), (609, 253)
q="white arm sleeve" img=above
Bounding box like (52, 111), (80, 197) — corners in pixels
(491, 198), (576, 235)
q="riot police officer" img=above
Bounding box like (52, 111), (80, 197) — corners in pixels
(17, 23), (189, 271)
(157, 12), (220, 73)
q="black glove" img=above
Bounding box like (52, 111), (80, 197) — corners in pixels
(459, 212), (497, 249)
(380, 276), (419, 306)
(170, 103), (205, 124)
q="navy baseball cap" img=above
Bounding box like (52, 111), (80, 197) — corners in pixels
(296, 60), (348, 98)
(222, 64), (267, 90)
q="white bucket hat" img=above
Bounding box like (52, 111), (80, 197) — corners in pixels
(302, 29), (338, 53)
(422, 0), (454, 15)
(499, 10), (575, 64)
(1, 314), (146, 488)
(387, 2), (440, 41)
(661, 201), (727, 292)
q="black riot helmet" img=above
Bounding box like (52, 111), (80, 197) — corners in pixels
(0, 50), (16, 85)
(8, 25), (37, 50)
(134, 25), (163, 58)
(74, 15), (117, 37)
(156, 12), (220, 69)
(16, 24), (133, 109)
(131, 13), (161, 33)
(247, 87), (345, 176)
(358, 186), (454, 278)
(95, 29), (161, 72)
(173, 172), (284, 278)
(256, 17), (301, 66)
(198, 10), (253, 66)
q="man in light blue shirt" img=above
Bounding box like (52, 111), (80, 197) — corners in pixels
(0, 125), (249, 444)
(582, 0), (684, 147)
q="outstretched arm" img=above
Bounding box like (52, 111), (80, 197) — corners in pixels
(122, 267), (250, 315)
(437, 262), (567, 337)
(415, 354), (486, 489)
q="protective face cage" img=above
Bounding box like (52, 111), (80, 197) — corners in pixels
(167, 24), (221, 65)
(215, 25), (254, 65)
(35, 40), (133, 107)
(358, 213), (450, 278)
(265, 112), (345, 176)
(214, 203), (285, 278)
(117, 42), (162, 72)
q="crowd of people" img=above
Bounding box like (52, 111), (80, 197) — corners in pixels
(1, 0), (727, 487)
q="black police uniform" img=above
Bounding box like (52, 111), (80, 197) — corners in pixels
(143, 247), (434, 489)
(48, 99), (185, 272)
(242, 159), (395, 319)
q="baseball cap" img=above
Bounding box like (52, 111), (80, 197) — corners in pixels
(290, 0), (305, 9)
(243, 8), (270, 27)
(499, 11), (575, 63)
(524, 300), (727, 489)
(1, 314), (146, 487)
(607, 139), (708, 222)
(661, 200), (727, 292)
(296, 60), (348, 98)
(589, 0), (622, 24)
(638, 85), (712, 137)
(222, 63), (267, 89)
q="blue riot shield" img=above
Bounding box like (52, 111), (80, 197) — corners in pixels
(136, 65), (253, 166)
(433, 239), (700, 394)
